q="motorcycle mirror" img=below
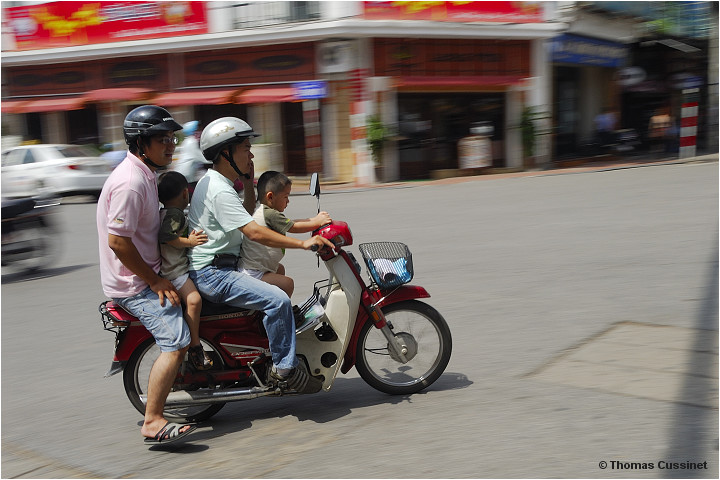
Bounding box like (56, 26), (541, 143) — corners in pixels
(309, 173), (320, 198)
(309, 173), (321, 214)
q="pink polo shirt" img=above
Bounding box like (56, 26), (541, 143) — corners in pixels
(96, 153), (161, 298)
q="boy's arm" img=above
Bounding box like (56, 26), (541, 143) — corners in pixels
(288, 211), (331, 233)
(165, 230), (208, 249)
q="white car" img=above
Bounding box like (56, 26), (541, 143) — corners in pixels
(1, 144), (112, 199)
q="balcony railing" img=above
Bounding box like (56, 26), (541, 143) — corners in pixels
(227, 1), (321, 29)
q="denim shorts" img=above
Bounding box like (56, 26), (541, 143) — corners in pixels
(114, 286), (191, 353)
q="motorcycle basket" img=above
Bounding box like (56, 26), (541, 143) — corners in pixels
(358, 242), (413, 289)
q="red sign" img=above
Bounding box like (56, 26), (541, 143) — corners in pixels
(363, 1), (543, 23)
(6, 1), (208, 51)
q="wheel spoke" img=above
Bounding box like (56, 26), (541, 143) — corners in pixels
(355, 301), (452, 395)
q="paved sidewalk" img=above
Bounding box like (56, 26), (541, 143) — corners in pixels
(310, 152), (719, 193)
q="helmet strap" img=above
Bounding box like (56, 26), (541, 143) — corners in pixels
(221, 148), (250, 180)
(137, 138), (166, 170)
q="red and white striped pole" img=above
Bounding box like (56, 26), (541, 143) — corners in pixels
(679, 88), (699, 158)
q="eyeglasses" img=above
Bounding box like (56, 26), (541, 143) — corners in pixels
(154, 135), (178, 145)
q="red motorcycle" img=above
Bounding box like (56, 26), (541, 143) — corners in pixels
(100, 174), (452, 423)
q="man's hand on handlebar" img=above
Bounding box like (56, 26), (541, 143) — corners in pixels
(303, 235), (335, 252)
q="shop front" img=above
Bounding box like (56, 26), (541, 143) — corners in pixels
(550, 33), (628, 159)
(372, 38), (531, 180)
(3, 42), (328, 177)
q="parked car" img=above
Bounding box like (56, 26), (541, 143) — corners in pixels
(1, 144), (111, 199)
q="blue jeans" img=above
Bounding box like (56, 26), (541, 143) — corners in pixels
(190, 266), (297, 370)
(115, 286), (190, 353)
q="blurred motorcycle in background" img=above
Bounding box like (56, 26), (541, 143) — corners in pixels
(1, 195), (60, 275)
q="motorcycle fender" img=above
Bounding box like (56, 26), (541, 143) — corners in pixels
(340, 285), (431, 374)
(113, 325), (153, 364)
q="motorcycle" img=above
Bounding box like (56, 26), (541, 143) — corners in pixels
(1, 195), (60, 274)
(99, 173), (452, 423)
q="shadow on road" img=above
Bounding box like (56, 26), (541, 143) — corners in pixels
(169, 372), (472, 447)
(1, 263), (95, 284)
(663, 236), (718, 478)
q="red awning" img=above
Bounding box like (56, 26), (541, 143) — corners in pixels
(153, 89), (237, 106)
(1, 100), (30, 114)
(84, 88), (151, 102)
(19, 97), (87, 113)
(236, 87), (297, 104)
(395, 76), (528, 90)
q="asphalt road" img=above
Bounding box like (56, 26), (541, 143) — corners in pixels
(2, 160), (717, 478)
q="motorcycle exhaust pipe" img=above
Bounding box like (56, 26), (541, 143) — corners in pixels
(141, 386), (277, 407)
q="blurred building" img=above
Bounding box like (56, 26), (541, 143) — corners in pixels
(553, 1), (717, 160)
(1, 2), (716, 183)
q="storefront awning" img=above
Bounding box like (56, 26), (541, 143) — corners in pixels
(153, 89), (238, 106)
(17, 97), (87, 113)
(395, 76), (528, 91)
(235, 87), (297, 104)
(1, 100), (30, 114)
(84, 88), (152, 102)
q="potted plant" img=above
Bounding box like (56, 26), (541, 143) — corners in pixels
(367, 115), (389, 182)
(520, 107), (550, 169)
(367, 115), (387, 165)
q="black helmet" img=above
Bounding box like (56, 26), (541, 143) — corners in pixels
(123, 105), (183, 145)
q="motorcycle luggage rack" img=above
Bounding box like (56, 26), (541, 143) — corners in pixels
(99, 300), (131, 334)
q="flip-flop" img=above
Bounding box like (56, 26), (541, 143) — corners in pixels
(144, 422), (197, 445)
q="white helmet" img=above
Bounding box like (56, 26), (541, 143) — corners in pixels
(200, 117), (260, 162)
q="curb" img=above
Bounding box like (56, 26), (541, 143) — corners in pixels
(300, 153), (718, 194)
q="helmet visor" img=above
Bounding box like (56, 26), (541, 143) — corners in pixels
(143, 119), (183, 136)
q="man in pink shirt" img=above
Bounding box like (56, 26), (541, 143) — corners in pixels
(97, 105), (195, 445)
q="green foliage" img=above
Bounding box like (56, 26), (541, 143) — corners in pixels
(520, 107), (550, 159)
(367, 115), (387, 164)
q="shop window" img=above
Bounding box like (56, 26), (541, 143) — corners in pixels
(398, 92), (505, 178)
(68, 106), (99, 145)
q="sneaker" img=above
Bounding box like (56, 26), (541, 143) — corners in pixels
(270, 361), (322, 394)
(188, 345), (213, 370)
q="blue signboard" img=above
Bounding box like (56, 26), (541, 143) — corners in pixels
(550, 34), (628, 68)
(293, 81), (328, 100)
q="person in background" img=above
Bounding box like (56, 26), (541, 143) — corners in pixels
(594, 107), (617, 151)
(239, 170), (331, 298)
(172, 120), (209, 189)
(648, 108), (672, 154)
(96, 105), (196, 445)
(157, 170), (212, 370)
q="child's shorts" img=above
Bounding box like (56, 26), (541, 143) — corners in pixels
(239, 268), (265, 280)
(170, 272), (190, 291)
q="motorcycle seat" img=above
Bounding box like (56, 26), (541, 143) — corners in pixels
(200, 298), (255, 318)
(1, 198), (36, 220)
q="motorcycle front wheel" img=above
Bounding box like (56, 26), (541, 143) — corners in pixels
(123, 338), (225, 423)
(355, 300), (452, 395)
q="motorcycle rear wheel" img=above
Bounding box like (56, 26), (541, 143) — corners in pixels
(123, 338), (226, 423)
(355, 300), (452, 395)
